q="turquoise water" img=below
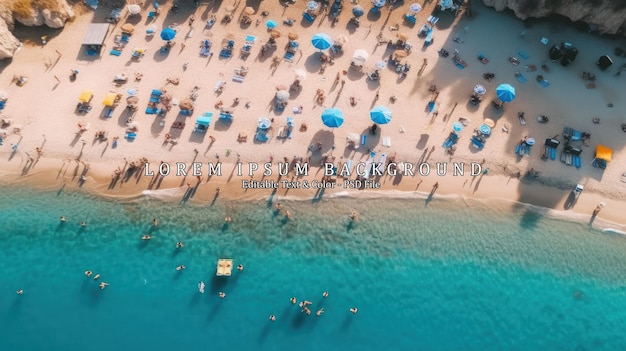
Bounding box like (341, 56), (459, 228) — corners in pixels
(1, 187), (626, 351)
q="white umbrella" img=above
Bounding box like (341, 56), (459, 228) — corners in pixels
(294, 69), (307, 80)
(409, 3), (422, 13)
(276, 90), (290, 101)
(128, 4), (141, 15)
(0, 91), (7, 100)
(335, 34), (348, 45)
(352, 49), (369, 65)
(474, 84), (486, 95)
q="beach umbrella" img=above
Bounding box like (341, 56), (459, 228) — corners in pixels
(0, 91), (7, 100)
(452, 122), (463, 132)
(121, 23), (135, 33)
(474, 84), (486, 95)
(311, 33), (333, 50)
(276, 90), (290, 102)
(372, 0), (386, 7)
(294, 69), (307, 80)
(244, 6), (255, 15)
(258, 117), (272, 130)
(160, 27), (176, 41)
(525, 137), (535, 145)
(86, 0), (99, 9)
(370, 105), (392, 124)
(375, 60), (386, 69)
(102, 92), (118, 107)
(179, 98), (194, 110)
(352, 5), (365, 17)
(495, 84), (516, 102)
(307, 1), (319, 11)
(288, 32), (299, 40)
(352, 49), (369, 65)
(409, 3), (422, 13)
(270, 30), (281, 38)
(78, 90), (93, 103)
(321, 108), (344, 128)
(266, 20), (277, 29)
(335, 34), (348, 45)
(224, 5), (235, 13)
(479, 124), (491, 135)
(128, 4), (141, 15)
(393, 49), (407, 58)
(440, 0), (453, 10)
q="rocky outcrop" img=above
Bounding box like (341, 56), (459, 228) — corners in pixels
(13, 0), (74, 28)
(481, 0), (626, 36)
(0, 17), (21, 59)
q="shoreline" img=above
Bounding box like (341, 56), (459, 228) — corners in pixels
(1, 153), (624, 230)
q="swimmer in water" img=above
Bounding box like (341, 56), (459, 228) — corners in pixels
(303, 300), (312, 306)
(16, 289), (23, 295)
(350, 307), (358, 314)
(275, 203), (283, 210)
(60, 216), (66, 222)
(290, 297), (297, 304)
(176, 265), (186, 271)
(269, 314), (276, 322)
(225, 216), (232, 223)
(219, 292), (226, 299)
(176, 242), (184, 248)
(85, 270), (93, 277)
(153, 218), (158, 226)
(99, 282), (110, 290)
(237, 264), (244, 271)
(350, 211), (359, 221)
(81, 222), (86, 227)
(284, 210), (291, 220)
(316, 308), (324, 316)
(142, 234), (152, 240)
(303, 307), (311, 315)
(93, 273), (101, 281)
(322, 291), (329, 298)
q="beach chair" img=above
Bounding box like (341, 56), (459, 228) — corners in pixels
(284, 52), (295, 62)
(518, 50), (529, 59)
(418, 24), (431, 38)
(104, 108), (114, 118)
(200, 46), (210, 56)
(382, 136), (392, 147)
(404, 14), (416, 25)
(151, 89), (162, 96)
(219, 112), (233, 121)
(145, 107), (157, 114)
(471, 136), (484, 150)
(303, 12), (315, 23)
(110, 49), (122, 56)
(515, 72), (528, 83)
(121, 35), (130, 44)
(286, 118), (294, 138)
(232, 75), (245, 83)
(427, 15), (439, 25)
(0, 101), (5, 110)
(125, 132), (137, 140)
(370, 7), (380, 14)
(149, 96), (160, 103)
(255, 132), (269, 142)
(180, 109), (193, 116)
(159, 46), (169, 55)
(424, 31), (434, 46)
(219, 48), (232, 58)
(245, 35), (256, 44)
(146, 28), (155, 35)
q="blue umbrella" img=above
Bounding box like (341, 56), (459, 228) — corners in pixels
(311, 33), (333, 50)
(160, 28), (176, 41)
(370, 105), (392, 124)
(86, 0), (99, 9)
(352, 5), (365, 17)
(321, 108), (344, 128)
(452, 122), (463, 132)
(496, 84), (516, 102)
(373, 0), (386, 7)
(479, 124), (491, 135)
(266, 20), (277, 29)
(258, 117), (272, 130)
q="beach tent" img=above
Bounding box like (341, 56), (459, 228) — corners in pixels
(593, 145), (613, 169)
(78, 90), (93, 103)
(102, 92), (118, 106)
(82, 23), (110, 53)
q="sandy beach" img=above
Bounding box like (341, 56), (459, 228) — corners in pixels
(0, 0), (624, 227)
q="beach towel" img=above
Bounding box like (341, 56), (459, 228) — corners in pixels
(539, 80), (550, 88)
(515, 73), (528, 83)
(110, 49), (122, 56)
(518, 50), (529, 59)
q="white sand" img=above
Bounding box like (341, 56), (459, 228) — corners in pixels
(0, 1), (624, 227)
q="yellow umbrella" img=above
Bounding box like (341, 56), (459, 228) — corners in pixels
(244, 6), (255, 15)
(102, 92), (118, 107)
(121, 23), (134, 34)
(78, 90), (93, 103)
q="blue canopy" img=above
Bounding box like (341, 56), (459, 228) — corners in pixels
(266, 20), (277, 29)
(160, 28), (176, 41)
(86, 0), (99, 9)
(352, 5), (365, 17)
(452, 122), (463, 132)
(370, 105), (392, 124)
(311, 33), (333, 50)
(479, 124), (491, 135)
(496, 84), (516, 102)
(321, 108), (344, 128)
(196, 114), (212, 126)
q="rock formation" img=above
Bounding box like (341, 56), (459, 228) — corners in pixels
(0, 0), (74, 59)
(481, 0), (626, 36)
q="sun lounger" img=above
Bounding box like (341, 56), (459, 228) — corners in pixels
(149, 96), (160, 103)
(405, 14), (416, 25)
(219, 112), (233, 121)
(539, 79), (550, 88)
(284, 51), (295, 62)
(277, 126), (286, 138)
(151, 89), (162, 96)
(255, 132), (269, 142)
(219, 48), (232, 58)
(145, 107), (157, 114)
(110, 49), (122, 56)
(303, 12), (315, 22)
(245, 35), (256, 44)
(104, 108), (114, 118)
(518, 50), (529, 59)
(515, 72), (527, 83)
(361, 134), (367, 145)
(471, 136), (484, 149)
(232, 75), (245, 83)
(382, 136), (391, 147)
(121, 35), (130, 43)
(573, 155), (581, 168)
(427, 15), (439, 25)
(125, 132), (137, 140)
(200, 46), (211, 56)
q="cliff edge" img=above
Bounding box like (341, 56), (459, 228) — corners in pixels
(481, 0), (626, 35)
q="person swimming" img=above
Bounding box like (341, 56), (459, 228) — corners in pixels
(303, 307), (311, 315)
(142, 234), (152, 240)
(316, 308), (324, 316)
(269, 314), (276, 322)
(290, 297), (297, 304)
(275, 203), (283, 210)
(176, 242), (184, 248)
(16, 289), (23, 295)
(322, 291), (329, 298)
(153, 218), (158, 226)
(176, 265), (186, 271)
(225, 216), (232, 223)
(60, 216), (66, 222)
(99, 282), (110, 290)
(198, 281), (205, 294)
(93, 273), (101, 281)
(350, 211), (359, 221)
(284, 210), (291, 220)
(219, 292), (226, 299)
(237, 264), (244, 271)
(81, 222), (86, 227)
(85, 270), (93, 277)
(350, 307), (358, 314)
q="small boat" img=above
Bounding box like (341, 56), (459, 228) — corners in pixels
(198, 281), (205, 293)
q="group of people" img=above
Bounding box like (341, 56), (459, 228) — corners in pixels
(268, 291), (357, 321)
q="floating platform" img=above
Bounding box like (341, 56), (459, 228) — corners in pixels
(216, 259), (233, 276)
